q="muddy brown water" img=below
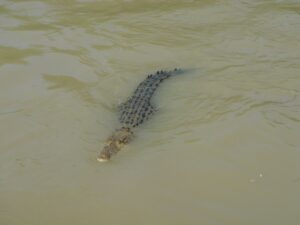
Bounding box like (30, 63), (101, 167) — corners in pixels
(1, 1), (300, 225)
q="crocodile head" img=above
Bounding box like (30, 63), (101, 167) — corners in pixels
(97, 142), (116, 162)
(97, 127), (132, 162)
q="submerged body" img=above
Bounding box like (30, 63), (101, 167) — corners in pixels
(98, 68), (182, 161)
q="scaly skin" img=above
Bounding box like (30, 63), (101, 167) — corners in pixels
(97, 127), (133, 161)
(98, 68), (182, 162)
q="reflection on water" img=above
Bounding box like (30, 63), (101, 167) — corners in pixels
(1, 0), (300, 225)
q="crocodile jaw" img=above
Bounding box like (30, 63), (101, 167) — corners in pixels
(97, 145), (114, 162)
(97, 157), (109, 162)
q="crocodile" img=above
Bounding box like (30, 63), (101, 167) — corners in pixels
(97, 68), (183, 162)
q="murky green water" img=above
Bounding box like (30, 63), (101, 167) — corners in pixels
(1, 0), (300, 224)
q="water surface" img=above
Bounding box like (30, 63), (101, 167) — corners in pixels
(1, 0), (300, 225)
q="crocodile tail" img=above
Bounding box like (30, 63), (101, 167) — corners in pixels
(171, 68), (184, 75)
(151, 68), (182, 81)
(164, 68), (184, 78)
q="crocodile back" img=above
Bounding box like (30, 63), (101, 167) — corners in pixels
(119, 68), (181, 128)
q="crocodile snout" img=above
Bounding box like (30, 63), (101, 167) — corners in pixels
(97, 145), (112, 162)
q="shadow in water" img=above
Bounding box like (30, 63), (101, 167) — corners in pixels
(0, 46), (43, 66)
(43, 74), (97, 105)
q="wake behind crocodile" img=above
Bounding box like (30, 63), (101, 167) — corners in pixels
(98, 68), (184, 162)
